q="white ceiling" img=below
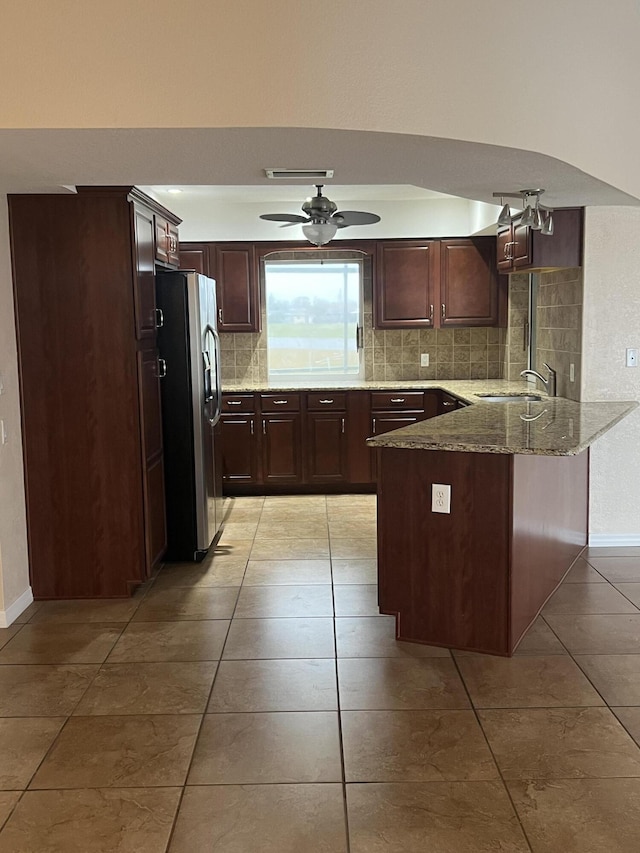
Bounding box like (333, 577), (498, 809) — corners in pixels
(0, 127), (636, 209)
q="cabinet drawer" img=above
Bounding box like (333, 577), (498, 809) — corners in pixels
(307, 392), (346, 411)
(439, 392), (465, 414)
(371, 391), (425, 411)
(222, 394), (256, 412)
(260, 393), (301, 412)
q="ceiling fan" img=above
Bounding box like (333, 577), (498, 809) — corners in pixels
(259, 185), (381, 245)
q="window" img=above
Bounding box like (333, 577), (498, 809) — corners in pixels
(264, 259), (363, 381)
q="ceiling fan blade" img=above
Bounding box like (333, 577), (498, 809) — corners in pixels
(279, 220), (309, 228)
(259, 213), (309, 223)
(333, 211), (381, 228)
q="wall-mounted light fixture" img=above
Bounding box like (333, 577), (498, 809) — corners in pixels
(492, 190), (554, 236)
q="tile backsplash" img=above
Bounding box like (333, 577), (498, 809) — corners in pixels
(219, 251), (505, 385)
(534, 267), (583, 401)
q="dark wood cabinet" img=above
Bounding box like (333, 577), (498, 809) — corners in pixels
(262, 414), (303, 484)
(220, 413), (259, 483)
(306, 411), (348, 483)
(374, 241), (439, 328)
(374, 238), (498, 329)
(211, 243), (260, 332)
(440, 239), (497, 326)
(497, 208), (583, 272)
(179, 243), (210, 276)
(155, 214), (180, 267)
(439, 390), (467, 414)
(9, 187), (180, 598)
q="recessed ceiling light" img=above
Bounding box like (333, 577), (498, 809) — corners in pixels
(166, 188), (182, 194)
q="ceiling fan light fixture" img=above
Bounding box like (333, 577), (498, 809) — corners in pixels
(302, 221), (338, 246)
(541, 210), (554, 235)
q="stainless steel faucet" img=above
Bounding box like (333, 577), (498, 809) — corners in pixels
(520, 363), (557, 397)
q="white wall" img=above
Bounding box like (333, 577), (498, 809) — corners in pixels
(0, 198), (32, 624)
(1, 1), (640, 198)
(582, 207), (640, 544)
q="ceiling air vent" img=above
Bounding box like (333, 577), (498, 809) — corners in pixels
(265, 168), (334, 180)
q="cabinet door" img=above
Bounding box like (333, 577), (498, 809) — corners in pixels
(220, 414), (260, 483)
(511, 219), (532, 268)
(496, 225), (513, 272)
(212, 244), (260, 332)
(374, 241), (439, 328)
(133, 205), (158, 340)
(167, 222), (180, 267)
(137, 347), (167, 573)
(307, 412), (348, 483)
(179, 245), (210, 276)
(262, 414), (303, 484)
(440, 239), (497, 326)
(154, 215), (170, 265)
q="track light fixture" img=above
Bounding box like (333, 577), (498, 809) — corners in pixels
(492, 189), (554, 237)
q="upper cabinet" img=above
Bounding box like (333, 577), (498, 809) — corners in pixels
(154, 214), (180, 267)
(373, 237), (498, 329)
(210, 243), (261, 332)
(497, 208), (583, 273)
(178, 243), (210, 277)
(374, 241), (440, 328)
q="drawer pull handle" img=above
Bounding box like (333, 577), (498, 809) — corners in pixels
(155, 308), (164, 328)
(272, 400), (288, 405)
(390, 398), (405, 403)
(227, 401), (242, 405)
(442, 401), (455, 408)
(319, 399), (334, 404)
(157, 358), (167, 378)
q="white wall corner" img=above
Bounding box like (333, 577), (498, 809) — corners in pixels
(0, 586), (33, 628)
(588, 534), (640, 547)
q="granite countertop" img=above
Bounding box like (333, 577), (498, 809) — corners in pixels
(367, 397), (637, 456)
(221, 378), (637, 456)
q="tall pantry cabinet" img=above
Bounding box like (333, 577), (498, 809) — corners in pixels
(9, 187), (180, 598)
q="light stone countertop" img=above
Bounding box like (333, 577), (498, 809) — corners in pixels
(221, 379), (637, 456)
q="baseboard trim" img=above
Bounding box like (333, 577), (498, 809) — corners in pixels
(0, 587), (34, 628)
(588, 534), (640, 547)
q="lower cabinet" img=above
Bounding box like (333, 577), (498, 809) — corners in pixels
(220, 388), (456, 493)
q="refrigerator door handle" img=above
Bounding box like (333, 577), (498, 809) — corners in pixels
(202, 349), (214, 403)
(211, 327), (223, 426)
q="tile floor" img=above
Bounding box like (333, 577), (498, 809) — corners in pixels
(1, 496), (640, 850)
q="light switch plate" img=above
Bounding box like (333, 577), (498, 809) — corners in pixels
(626, 348), (638, 367)
(431, 483), (451, 514)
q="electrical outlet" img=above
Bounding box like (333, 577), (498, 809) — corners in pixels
(0, 371), (4, 395)
(431, 483), (451, 514)
(569, 363), (575, 382)
(420, 353), (430, 367)
(626, 348), (638, 367)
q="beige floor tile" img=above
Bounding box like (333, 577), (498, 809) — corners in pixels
(586, 546), (640, 558)
(222, 502), (264, 523)
(250, 539), (330, 560)
(217, 521), (259, 542)
(542, 583), (638, 615)
(208, 659), (338, 712)
(168, 784), (348, 853)
(613, 583), (640, 608)
(325, 495), (376, 508)
(210, 539), (254, 558)
(234, 584), (334, 618)
(563, 558), (607, 583)
(188, 711), (342, 784)
(107, 620), (229, 663)
(479, 707), (640, 779)
(0, 625), (22, 650)
(347, 782), (530, 853)
(332, 559), (377, 585)
(544, 614), (640, 654)
(338, 658), (470, 710)
(575, 654), (640, 705)
(132, 586), (239, 621)
(612, 707), (640, 746)
(509, 778), (640, 853)
(0, 788), (181, 852)
(259, 506), (329, 523)
(456, 655), (604, 708)
(0, 623), (123, 664)
(0, 792), (20, 830)
(513, 617), (567, 655)
(29, 599), (139, 624)
(265, 495), (327, 507)
(73, 661), (217, 715)
(152, 559), (247, 588)
(11, 602), (42, 624)
(333, 584), (380, 616)
(0, 718), (65, 789)
(243, 559), (332, 585)
(0, 664), (98, 716)
(222, 617), (336, 659)
(255, 520), (329, 539)
(328, 520), (377, 538)
(329, 538), (377, 559)
(30, 715), (200, 789)
(335, 616), (450, 658)
(342, 709), (498, 782)
(586, 556), (640, 582)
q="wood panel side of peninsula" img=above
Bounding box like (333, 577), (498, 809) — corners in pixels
(376, 447), (589, 655)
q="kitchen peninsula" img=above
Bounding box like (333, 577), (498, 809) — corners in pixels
(367, 397), (637, 655)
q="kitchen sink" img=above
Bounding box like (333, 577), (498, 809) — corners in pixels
(478, 394), (543, 403)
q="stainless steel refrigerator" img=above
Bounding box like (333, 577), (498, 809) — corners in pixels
(156, 270), (223, 561)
